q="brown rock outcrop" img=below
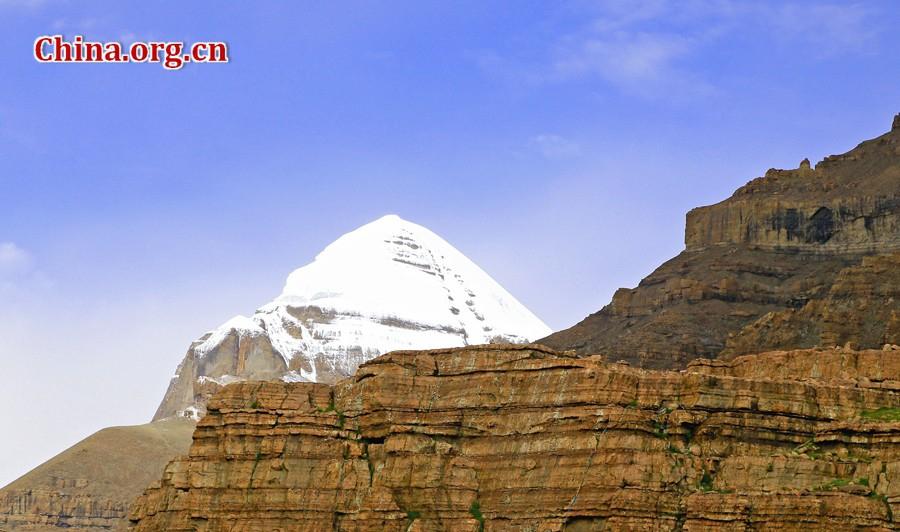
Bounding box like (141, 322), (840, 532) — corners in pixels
(130, 344), (900, 530)
(543, 115), (900, 368)
(0, 419), (194, 531)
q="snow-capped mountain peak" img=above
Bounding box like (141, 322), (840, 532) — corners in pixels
(271, 214), (546, 340)
(154, 214), (551, 420)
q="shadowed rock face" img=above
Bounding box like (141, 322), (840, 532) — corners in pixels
(131, 344), (900, 531)
(543, 116), (900, 369)
(722, 252), (900, 357)
(153, 328), (289, 421)
(543, 246), (861, 369)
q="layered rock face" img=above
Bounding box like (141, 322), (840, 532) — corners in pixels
(0, 418), (193, 531)
(131, 344), (900, 531)
(155, 214), (550, 421)
(543, 115), (900, 368)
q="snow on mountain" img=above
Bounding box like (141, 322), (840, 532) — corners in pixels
(153, 214), (552, 420)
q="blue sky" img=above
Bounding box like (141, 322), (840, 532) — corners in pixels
(1, 0), (899, 485)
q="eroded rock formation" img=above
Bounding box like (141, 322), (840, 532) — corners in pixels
(543, 115), (900, 368)
(130, 344), (900, 531)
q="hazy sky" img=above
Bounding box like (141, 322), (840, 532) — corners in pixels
(2, 0), (899, 486)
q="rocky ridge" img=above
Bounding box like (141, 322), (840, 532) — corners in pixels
(131, 344), (900, 531)
(542, 114), (900, 368)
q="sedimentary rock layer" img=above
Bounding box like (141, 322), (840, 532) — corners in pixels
(130, 344), (900, 531)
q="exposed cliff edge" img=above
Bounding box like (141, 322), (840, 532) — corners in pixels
(130, 344), (900, 531)
(0, 418), (193, 531)
(543, 114), (900, 368)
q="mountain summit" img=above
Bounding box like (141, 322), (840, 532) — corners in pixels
(154, 214), (551, 420)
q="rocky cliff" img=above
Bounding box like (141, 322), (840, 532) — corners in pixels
(0, 418), (193, 531)
(542, 114), (900, 368)
(130, 344), (900, 531)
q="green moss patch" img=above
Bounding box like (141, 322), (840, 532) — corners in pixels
(861, 407), (900, 422)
